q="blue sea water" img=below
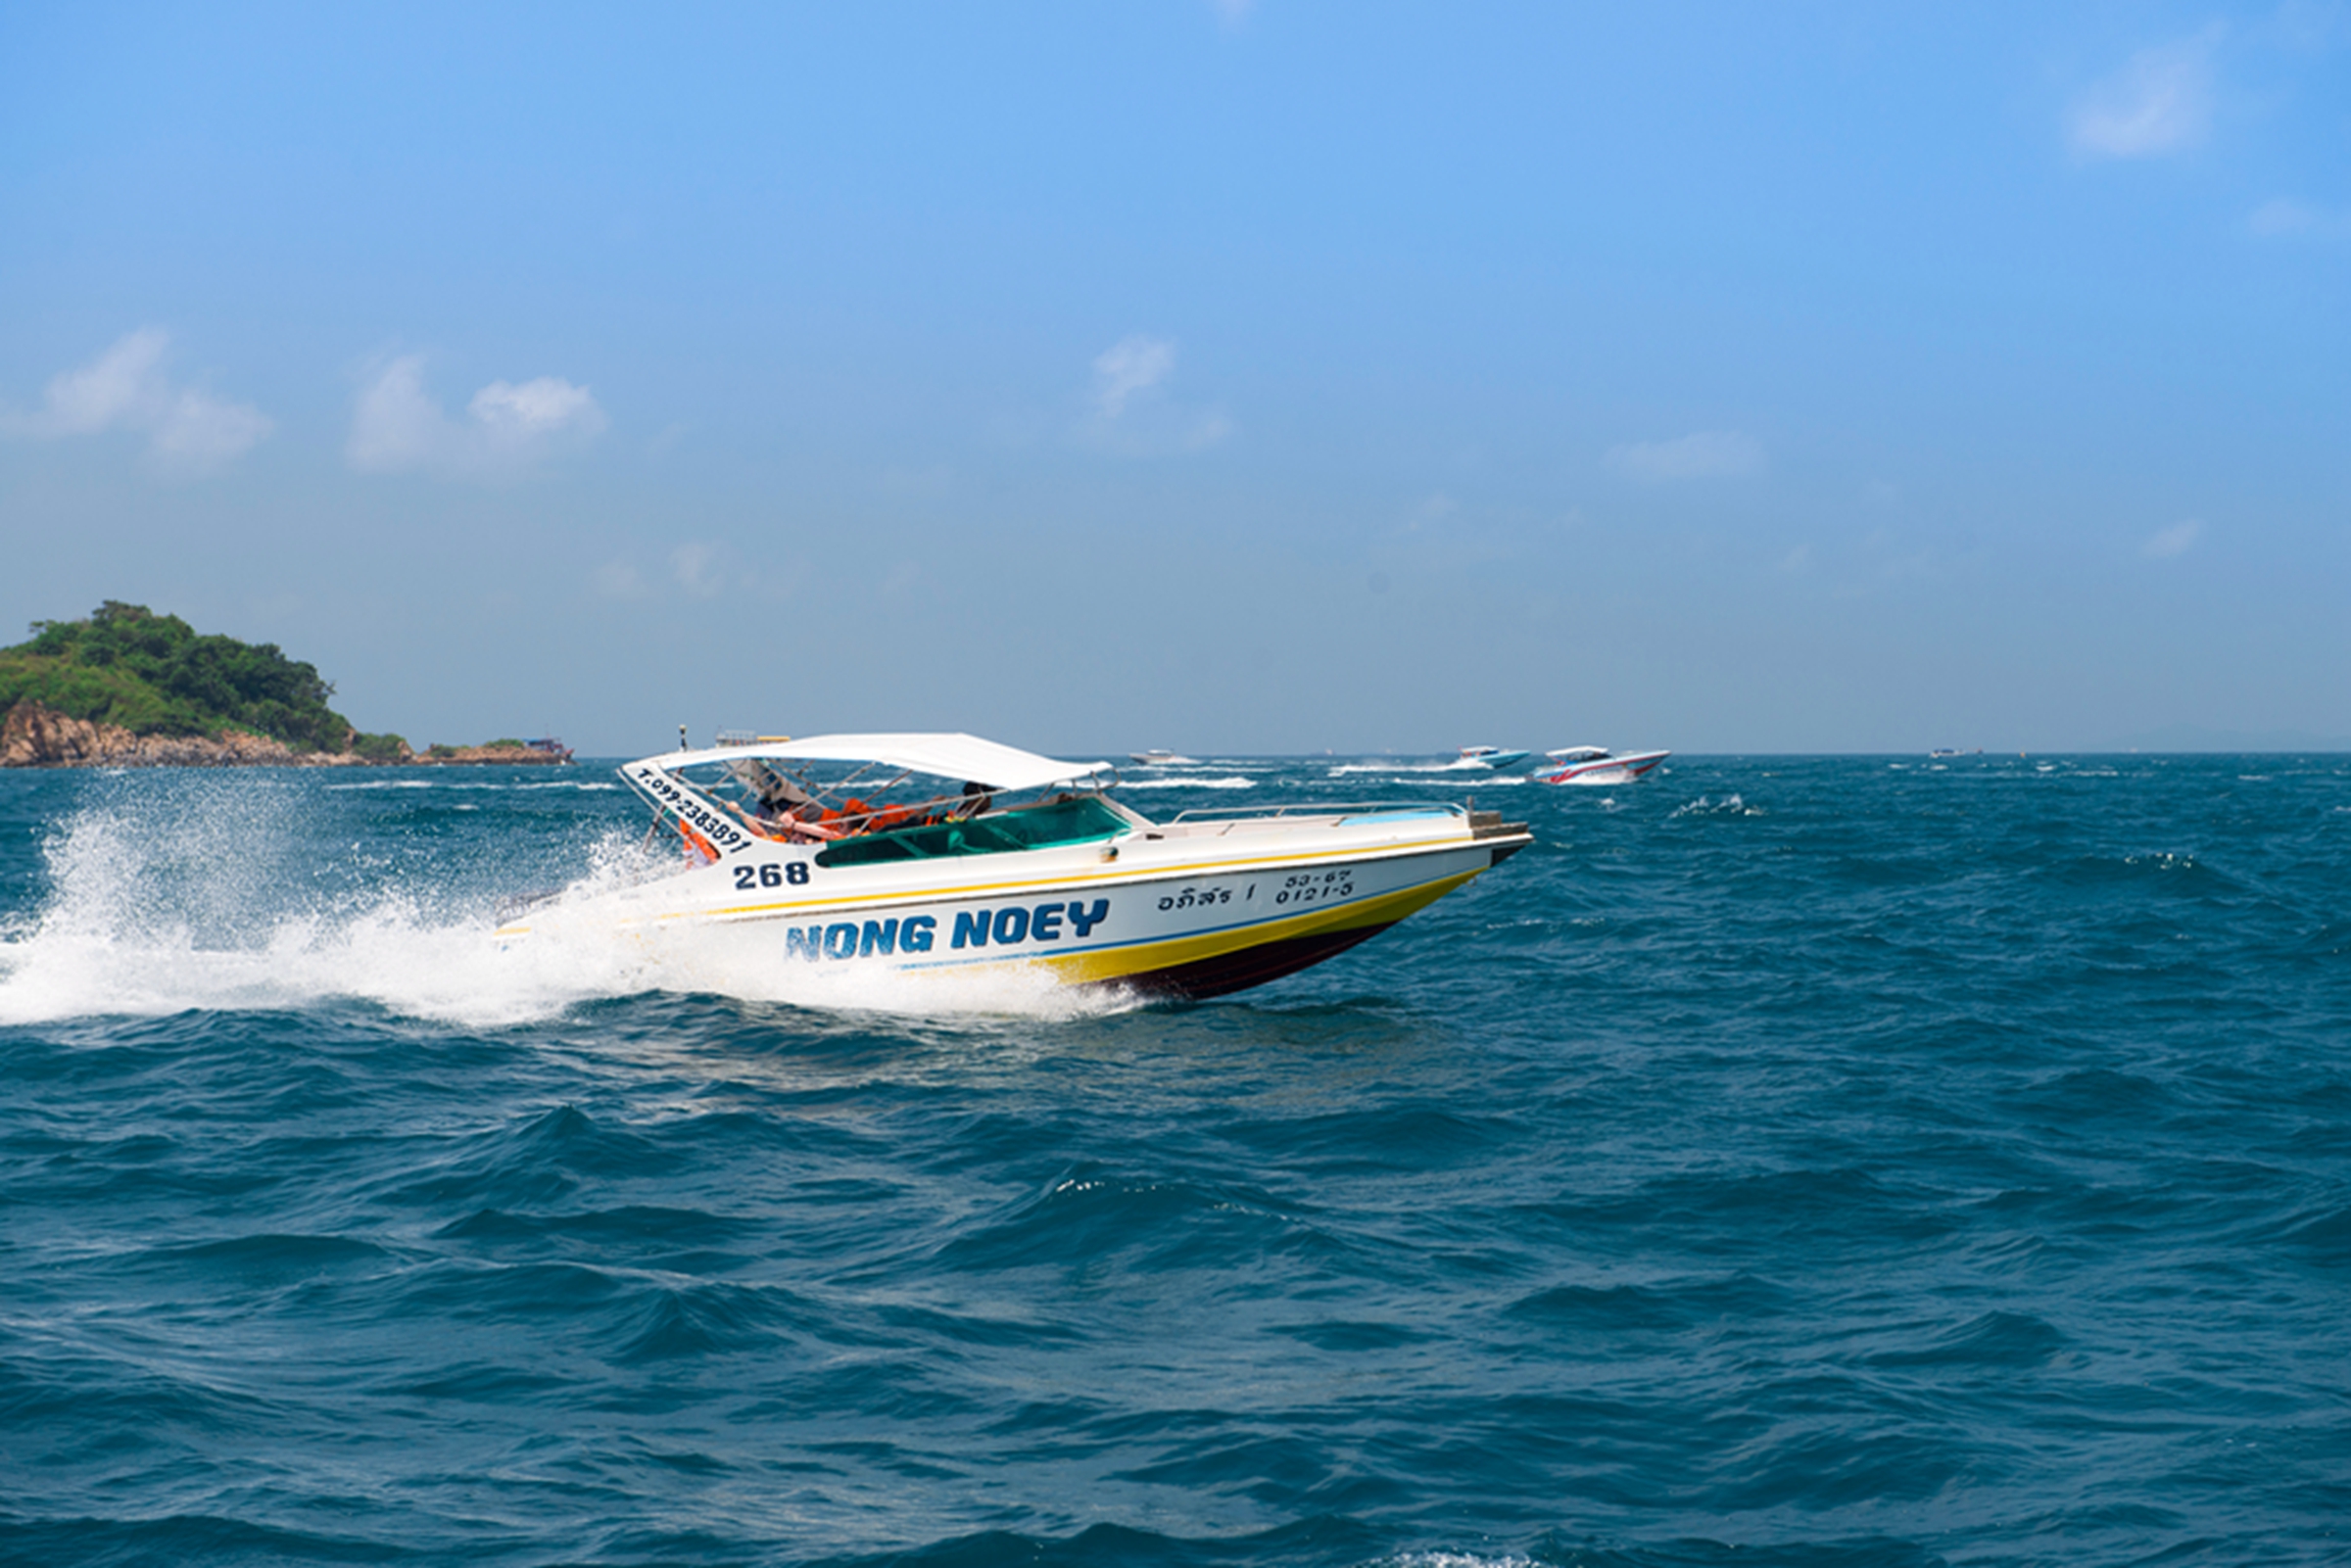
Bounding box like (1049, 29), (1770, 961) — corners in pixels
(2, 755), (2346, 1568)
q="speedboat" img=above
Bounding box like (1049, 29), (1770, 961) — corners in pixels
(1454, 745), (1531, 772)
(498, 733), (1532, 999)
(1128, 749), (1200, 767)
(1536, 745), (1670, 785)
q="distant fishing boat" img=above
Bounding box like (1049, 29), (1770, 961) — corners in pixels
(1128, 750), (1200, 767)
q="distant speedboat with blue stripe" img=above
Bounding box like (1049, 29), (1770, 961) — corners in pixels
(1453, 745), (1532, 772)
(497, 733), (1532, 1000)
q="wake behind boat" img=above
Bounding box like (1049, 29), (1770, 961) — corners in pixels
(500, 733), (1531, 999)
(1537, 745), (1670, 784)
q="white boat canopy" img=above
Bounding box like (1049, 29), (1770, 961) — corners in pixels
(653, 733), (1113, 793)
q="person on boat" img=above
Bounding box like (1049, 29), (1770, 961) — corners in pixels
(949, 781), (993, 820)
(749, 768), (840, 841)
(744, 764), (810, 818)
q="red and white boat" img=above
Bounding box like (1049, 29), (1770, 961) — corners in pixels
(1536, 746), (1670, 785)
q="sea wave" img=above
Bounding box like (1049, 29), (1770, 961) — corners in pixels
(3, 754), (2347, 1565)
(1668, 793), (1759, 817)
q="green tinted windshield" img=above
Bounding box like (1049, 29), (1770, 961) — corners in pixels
(815, 795), (1128, 869)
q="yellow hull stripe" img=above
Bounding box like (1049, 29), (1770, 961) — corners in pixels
(496, 830), (1482, 936)
(957, 869), (1482, 985)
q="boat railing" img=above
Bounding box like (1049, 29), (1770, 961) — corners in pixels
(706, 784), (1122, 846)
(712, 790), (982, 844)
(630, 756), (1125, 851)
(1168, 800), (1466, 826)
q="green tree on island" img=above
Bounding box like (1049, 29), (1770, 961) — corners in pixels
(0, 601), (407, 756)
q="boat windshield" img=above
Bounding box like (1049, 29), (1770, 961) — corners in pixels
(814, 794), (1128, 868)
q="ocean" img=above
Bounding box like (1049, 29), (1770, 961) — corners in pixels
(2, 755), (2345, 1567)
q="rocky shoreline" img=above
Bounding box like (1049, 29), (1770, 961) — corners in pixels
(1, 701), (572, 769)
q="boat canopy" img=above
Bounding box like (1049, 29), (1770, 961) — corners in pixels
(652, 733), (1112, 793)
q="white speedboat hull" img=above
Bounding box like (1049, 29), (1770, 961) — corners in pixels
(1537, 749), (1669, 785)
(502, 778), (1529, 999)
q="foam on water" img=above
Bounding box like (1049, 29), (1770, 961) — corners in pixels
(0, 794), (647, 1027)
(1668, 792), (1758, 817)
(1119, 775), (1259, 789)
(1328, 759), (1512, 776)
(0, 784), (1134, 1029)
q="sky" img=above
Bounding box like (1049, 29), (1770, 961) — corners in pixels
(3, 2), (2346, 755)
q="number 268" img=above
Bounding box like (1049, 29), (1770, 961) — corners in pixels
(734, 862), (811, 889)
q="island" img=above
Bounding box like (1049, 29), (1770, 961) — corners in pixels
(0, 602), (572, 768)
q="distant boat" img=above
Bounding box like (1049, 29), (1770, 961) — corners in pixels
(1128, 750), (1200, 767)
(1453, 745), (1532, 772)
(522, 737), (574, 763)
(1929, 748), (1983, 758)
(1536, 746), (1669, 785)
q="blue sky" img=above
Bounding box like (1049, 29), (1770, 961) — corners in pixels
(4, 3), (2346, 754)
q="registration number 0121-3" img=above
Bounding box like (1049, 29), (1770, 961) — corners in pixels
(1275, 871), (1353, 905)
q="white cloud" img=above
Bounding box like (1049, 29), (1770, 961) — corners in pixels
(593, 561), (647, 599)
(1079, 333), (1231, 454)
(590, 546), (732, 601)
(2251, 197), (2318, 235)
(150, 391), (274, 465)
(2, 328), (272, 469)
(1607, 430), (1765, 482)
(2069, 31), (2222, 160)
(347, 355), (606, 477)
(2250, 197), (2350, 238)
(671, 542), (724, 596)
(1178, 410), (1235, 450)
(346, 357), (448, 472)
(1093, 335), (1177, 417)
(2144, 519), (2203, 558)
(35, 329), (169, 434)
(469, 377), (606, 440)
